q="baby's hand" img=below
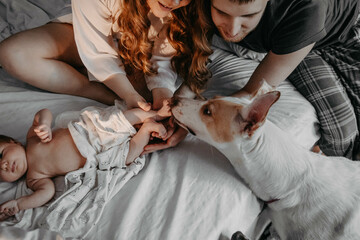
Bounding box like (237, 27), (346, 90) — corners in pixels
(34, 124), (52, 143)
(0, 200), (19, 220)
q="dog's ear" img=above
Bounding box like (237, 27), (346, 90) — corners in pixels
(251, 79), (276, 98)
(242, 91), (280, 136)
(174, 83), (197, 99)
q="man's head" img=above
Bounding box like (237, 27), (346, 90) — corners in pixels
(211, 0), (268, 42)
(0, 135), (27, 182)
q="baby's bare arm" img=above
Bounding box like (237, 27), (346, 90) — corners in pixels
(0, 178), (55, 220)
(27, 109), (53, 142)
(125, 119), (167, 165)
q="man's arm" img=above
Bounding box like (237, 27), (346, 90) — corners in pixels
(0, 178), (55, 220)
(232, 43), (315, 98)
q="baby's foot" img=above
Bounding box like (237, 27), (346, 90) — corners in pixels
(156, 99), (171, 119)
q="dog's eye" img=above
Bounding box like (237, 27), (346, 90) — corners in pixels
(203, 107), (212, 116)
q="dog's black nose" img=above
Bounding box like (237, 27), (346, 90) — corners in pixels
(170, 96), (179, 107)
(231, 231), (249, 240)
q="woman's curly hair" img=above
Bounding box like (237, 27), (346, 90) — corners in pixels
(168, 0), (215, 96)
(117, 0), (155, 76)
(117, 0), (215, 95)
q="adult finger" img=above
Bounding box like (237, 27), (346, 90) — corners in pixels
(142, 142), (170, 155)
(138, 100), (152, 112)
(144, 128), (187, 153)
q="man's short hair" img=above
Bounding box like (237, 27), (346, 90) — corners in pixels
(230, 0), (256, 3)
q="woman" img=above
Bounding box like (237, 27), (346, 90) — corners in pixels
(0, 0), (194, 111)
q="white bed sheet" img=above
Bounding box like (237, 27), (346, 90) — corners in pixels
(0, 69), (263, 239)
(0, 65), (319, 239)
(0, 1), (320, 238)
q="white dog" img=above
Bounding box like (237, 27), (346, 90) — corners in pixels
(171, 87), (360, 240)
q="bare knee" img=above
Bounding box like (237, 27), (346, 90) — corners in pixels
(0, 24), (79, 73)
(0, 36), (23, 71)
(0, 31), (44, 76)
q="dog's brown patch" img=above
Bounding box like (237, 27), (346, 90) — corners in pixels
(200, 100), (242, 143)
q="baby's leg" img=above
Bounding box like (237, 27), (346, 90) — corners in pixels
(0, 23), (117, 105)
(126, 119), (167, 165)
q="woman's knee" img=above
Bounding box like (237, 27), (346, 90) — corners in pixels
(0, 29), (49, 74)
(0, 24), (78, 72)
(0, 35), (25, 71)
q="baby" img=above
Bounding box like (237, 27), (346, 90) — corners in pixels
(0, 101), (171, 220)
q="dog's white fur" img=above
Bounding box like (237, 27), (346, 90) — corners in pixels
(171, 89), (360, 240)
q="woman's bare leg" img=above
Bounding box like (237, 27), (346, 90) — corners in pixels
(0, 23), (118, 105)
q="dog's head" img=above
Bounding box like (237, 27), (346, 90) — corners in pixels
(171, 91), (280, 146)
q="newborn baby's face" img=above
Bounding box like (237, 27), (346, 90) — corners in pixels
(0, 141), (28, 182)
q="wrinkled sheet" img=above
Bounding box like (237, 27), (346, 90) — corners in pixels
(0, 0), (71, 42)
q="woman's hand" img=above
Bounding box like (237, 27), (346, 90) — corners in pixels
(125, 92), (152, 111)
(103, 73), (152, 111)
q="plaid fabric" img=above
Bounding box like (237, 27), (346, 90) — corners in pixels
(288, 18), (360, 159)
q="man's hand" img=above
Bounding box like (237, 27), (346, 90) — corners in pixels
(34, 124), (52, 143)
(142, 124), (188, 154)
(0, 200), (19, 220)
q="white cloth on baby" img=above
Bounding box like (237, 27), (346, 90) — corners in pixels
(37, 101), (145, 238)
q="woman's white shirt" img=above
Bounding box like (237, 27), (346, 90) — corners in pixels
(72, 0), (178, 93)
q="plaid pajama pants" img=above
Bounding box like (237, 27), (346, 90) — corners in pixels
(288, 17), (360, 159)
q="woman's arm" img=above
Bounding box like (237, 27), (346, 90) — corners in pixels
(72, 0), (150, 109)
(146, 21), (178, 109)
(233, 43), (315, 98)
(104, 74), (151, 110)
(123, 100), (171, 125)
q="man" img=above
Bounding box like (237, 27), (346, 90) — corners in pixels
(200, 0), (360, 159)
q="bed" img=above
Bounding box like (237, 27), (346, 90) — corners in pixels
(0, 1), (320, 239)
